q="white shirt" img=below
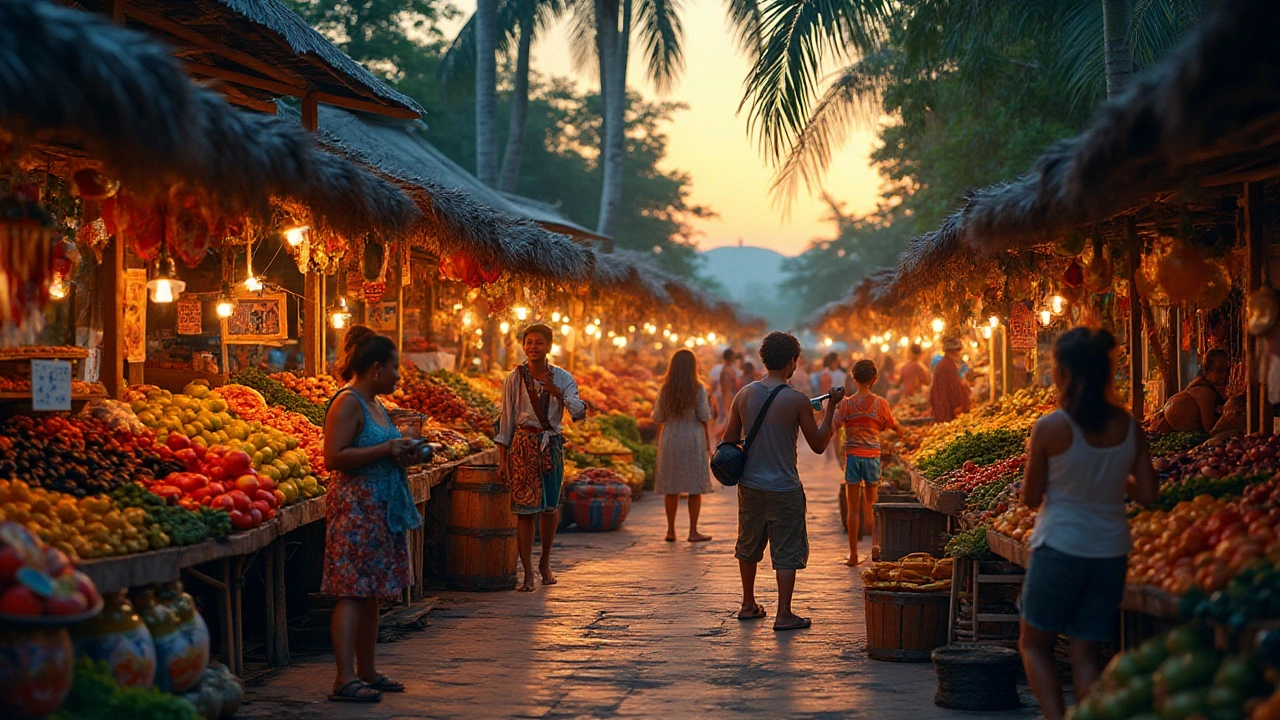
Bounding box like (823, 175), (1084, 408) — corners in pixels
(710, 363), (724, 385)
(494, 365), (587, 447)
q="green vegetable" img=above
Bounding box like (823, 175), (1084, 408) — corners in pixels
(1150, 431), (1209, 457)
(230, 369), (326, 426)
(52, 658), (199, 720)
(966, 471), (1018, 512)
(916, 429), (1027, 480)
(944, 525), (994, 559)
(1140, 474), (1264, 514)
(430, 370), (499, 422)
(109, 485), (230, 545)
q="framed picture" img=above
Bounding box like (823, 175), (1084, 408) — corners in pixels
(368, 301), (398, 332)
(224, 292), (288, 344)
(123, 269), (147, 362)
(176, 297), (203, 335)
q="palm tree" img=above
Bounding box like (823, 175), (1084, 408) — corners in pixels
(475, 0), (500, 186)
(740, 0), (1203, 203)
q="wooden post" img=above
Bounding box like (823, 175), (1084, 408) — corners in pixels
(1127, 218), (1144, 421)
(1245, 182), (1272, 435)
(303, 274), (322, 375)
(97, 238), (125, 398)
(301, 93), (319, 133)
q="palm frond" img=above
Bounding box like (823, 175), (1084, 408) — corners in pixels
(769, 50), (893, 206)
(1054, 0), (1105, 110)
(723, 0), (764, 61)
(740, 0), (889, 163)
(636, 0), (685, 92)
(437, 14), (479, 91)
(566, 0), (600, 78)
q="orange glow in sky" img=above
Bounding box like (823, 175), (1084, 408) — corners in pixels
(446, 0), (883, 257)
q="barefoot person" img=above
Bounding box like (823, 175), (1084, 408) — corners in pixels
(722, 332), (843, 632)
(653, 349), (715, 542)
(496, 324), (587, 591)
(1151, 348), (1232, 433)
(1018, 328), (1157, 720)
(322, 327), (420, 702)
(833, 359), (902, 566)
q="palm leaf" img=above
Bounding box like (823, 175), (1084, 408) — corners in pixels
(724, 0), (764, 61)
(566, 0), (601, 78)
(636, 0), (685, 92)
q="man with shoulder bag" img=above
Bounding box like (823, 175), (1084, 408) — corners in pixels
(717, 331), (843, 632)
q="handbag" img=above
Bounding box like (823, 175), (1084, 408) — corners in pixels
(710, 383), (787, 486)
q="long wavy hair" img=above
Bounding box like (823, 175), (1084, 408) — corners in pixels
(658, 349), (703, 418)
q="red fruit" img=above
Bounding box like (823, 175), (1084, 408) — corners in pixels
(151, 485), (184, 504)
(249, 508), (263, 526)
(0, 546), (23, 584)
(190, 487), (215, 503)
(210, 495), (235, 512)
(70, 571), (100, 607)
(46, 591), (89, 616)
(166, 433), (191, 451)
(174, 448), (199, 469)
(169, 473), (208, 494)
(257, 476), (276, 492)
(208, 467), (227, 484)
(194, 444), (207, 460)
(229, 510), (254, 531)
(251, 500), (271, 517)
(253, 490), (279, 510)
(228, 490), (252, 513)
(233, 475), (260, 495)
(273, 489), (286, 507)
(223, 451), (252, 477)
(0, 585), (42, 616)
(207, 482), (226, 497)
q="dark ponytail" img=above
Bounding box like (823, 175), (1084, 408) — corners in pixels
(1052, 327), (1118, 433)
(336, 325), (397, 382)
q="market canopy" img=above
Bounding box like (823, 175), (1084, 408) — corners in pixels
(76, 0), (424, 119)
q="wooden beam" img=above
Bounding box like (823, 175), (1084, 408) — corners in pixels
(98, 237), (125, 399)
(217, 92), (279, 116)
(1127, 217), (1144, 422)
(184, 62), (307, 98)
(301, 93), (319, 132)
(102, 0), (125, 22)
(303, 272), (322, 376)
(312, 92), (421, 121)
(121, 4), (310, 90)
(1244, 181), (1271, 434)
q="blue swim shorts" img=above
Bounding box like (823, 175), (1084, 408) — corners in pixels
(844, 456), (881, 485)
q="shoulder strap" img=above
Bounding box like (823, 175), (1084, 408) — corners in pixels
(743, 384), (788, 456)
(518, 364), (554, 432)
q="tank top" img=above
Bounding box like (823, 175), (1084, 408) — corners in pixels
(737, 380), (802, 493)
(1030, 409), (1135, 558)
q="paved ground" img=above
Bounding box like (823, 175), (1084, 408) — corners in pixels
(241, 449), (1043, 719)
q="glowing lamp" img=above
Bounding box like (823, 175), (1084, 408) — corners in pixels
(500, 321), (511, 334)
(514, 306), (529, 321)
(48, 275), (69, 300)
(283, 224), (310, 247)
(899, 337), (909, 347)
(552, 311), (562, 322)
(561, 324), (572, 336)
(823, 337), (833, 347)
(931, 318), (945, 333)
(1039, 310), (1053, 327)
(1050, 295), (1067, 315)
(981, 327), (993, 340)
(215, 293), (236, 319)
(707, 332), (717, 342)
(243, 275), (263, 292)
(147, 256), (186, 303)
(989, 316), (1000, 328)
(879, 343), (890, 353)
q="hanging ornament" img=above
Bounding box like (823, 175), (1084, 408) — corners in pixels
(111, 191), (164, 260)
(1193, 261), (1231, 310)
(1083, 235), (1113, 293)
(70, 168), (119, 200)
(165, 190), (212, 268)
(361, 241), (385, 282)
(1157, 241), (1208, 302)
(1248, 282), (1279, 337)
(1054, 228), (1087, 257)
(1007, 274), (1034, 302)
(1062, 259), (1084, 288)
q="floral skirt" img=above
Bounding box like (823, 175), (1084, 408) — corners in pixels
(321, 471), (411, 598)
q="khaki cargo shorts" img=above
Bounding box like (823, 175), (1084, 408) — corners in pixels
(734, 485), (809, 570)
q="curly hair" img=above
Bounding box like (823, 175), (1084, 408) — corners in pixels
(335, 325), (397, 382)
(759, 331), (801, 371)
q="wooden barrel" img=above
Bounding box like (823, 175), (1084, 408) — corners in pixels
(864, 589), (950, 662)
(446, 465), (517, 591)
(873, 502), (949, 561)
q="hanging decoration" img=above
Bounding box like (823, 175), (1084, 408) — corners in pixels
(69, 168), (118, 201)
(0, 188), (57, 338)
(1061, 258), (1084, 288)
(1194, 260), (1232, 310)
(1157, 240), (1208, 302)
(1054, 228), (1087, 257)
(1083, 235), (1113, 293)
(439, 251), (500, 288)
(165, 190), (213, 268)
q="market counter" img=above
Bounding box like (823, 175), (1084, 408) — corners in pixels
(910, 466), (967, 516)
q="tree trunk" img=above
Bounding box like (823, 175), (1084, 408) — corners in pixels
(1101, 0), (1132, 98)
(475, 0), (500, 186)
(596, 0), (630, 239)
(498, 10), (535, 193)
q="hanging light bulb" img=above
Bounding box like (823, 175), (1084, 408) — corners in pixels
(1049, 295), (1067, 315)
(899, 337), (909, 348)
(283, 224), (310, 247)
(684, 338), (695, 348)
(823, 337), (833, 347)
(514, 306), (529, 321)
(561, 324), (572, 336)
(617, 337), (628, 347)
(552, 311), (562, 322)
(880, 343), (890, 353)
(982, 326), (993, 340)
(989, 316), (1000, 328)
(500, 321), (511, 334)
(147, 255), (186, 303)
(243, 274), (263, 292)
(707, 332), (716, 343)
(1039, 310), (1053, 327)
(48, 274), (69, 300)
(215, 291), (236, 319)
(328, 295), (352, 329)
(551, 343), (562, 356)
(931, 318), (945, 334)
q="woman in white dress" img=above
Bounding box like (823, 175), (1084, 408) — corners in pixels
(653, 349), (715, 542)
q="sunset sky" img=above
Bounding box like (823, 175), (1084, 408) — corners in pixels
(445, 0), (884, 257)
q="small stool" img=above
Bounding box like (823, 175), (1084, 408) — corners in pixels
(932, 644), (1022, 711)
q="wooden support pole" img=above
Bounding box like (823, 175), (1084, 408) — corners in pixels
(301, 93), (319, 133)
(1127, 218), (1144, 421)
(1245, 182), (1272, 435)
(303, 273), (322, 376)
(99, 238), (125, 399)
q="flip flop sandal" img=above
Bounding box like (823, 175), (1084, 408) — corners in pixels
(367, 675), (405, 693)
(773, 617), (813, 632)
(329, 680), (382, 703)
(737, 603), (767, 620)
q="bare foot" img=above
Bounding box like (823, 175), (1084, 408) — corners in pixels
(664, 531), (676, 542)
(539, 563), (558, 586)
(516, 576), (536, 592)
(844, 556), (859, 567)
(688, 532), (712, 542)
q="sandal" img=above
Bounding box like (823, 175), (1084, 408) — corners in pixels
(736, 603), (767, 620)
(329, 680), (382, 703)
(366, 675), (405, 693)
(773, 616), (813, 632)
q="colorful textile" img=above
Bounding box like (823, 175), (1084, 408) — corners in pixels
(507, 429), (550, 511)
(929, 356), (970, 423)
(833, 393), (894, 458)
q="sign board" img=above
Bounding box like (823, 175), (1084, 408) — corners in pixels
(1010, 304), (1037, 351)
(31, 360), (72, 411)
(123, 268), (147, 362)
(177, 297), (203, 335)
(224, 291), (288, 344)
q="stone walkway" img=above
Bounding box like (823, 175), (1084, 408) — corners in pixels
(240, 449), (1042, 719)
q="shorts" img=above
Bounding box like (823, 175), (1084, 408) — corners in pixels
(844, 456), (881, 485)
(512, 446), (564, 515)
(734, 486), (809, 570)
(1021, 544), (1127, 642)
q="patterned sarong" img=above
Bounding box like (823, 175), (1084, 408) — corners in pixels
(508, 429), (551, 510)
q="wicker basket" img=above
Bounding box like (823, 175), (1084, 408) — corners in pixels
(931, 644), (1022, 711)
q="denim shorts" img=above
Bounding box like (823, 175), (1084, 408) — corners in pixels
(1021, 545), (1127, 642)
(844, 456), (881, 485)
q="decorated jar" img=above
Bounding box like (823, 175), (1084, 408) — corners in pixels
(71, 590), (155, 689)
(564, 479), (632, 531)
(132, 587), (198, 693)
(0, 624), (75, 720)
(156, 582), (209, 693)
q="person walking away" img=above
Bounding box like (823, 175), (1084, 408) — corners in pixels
(322, 326), (420, 703)
(653, 349), (715, 542)
(496, 324), (587, 592)
(834, 359), (902, 565)
(929, 338), (971, 423)
(722, 332), (844, 632)
(716, 350), (741, 436)
(898, 344), (930, 399)
(741, 362), (759, 385)
(872, 354), (896, 399)
(709, 348), (734, 420)
(1018, 328), (1157, 720)
(818, 352), (847, 467)
(788, 354), (812, 394)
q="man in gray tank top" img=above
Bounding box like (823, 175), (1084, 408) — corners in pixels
(721, 332), (844, 632)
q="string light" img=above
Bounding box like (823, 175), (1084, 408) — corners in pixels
(879, 343), (890, 353)
(707, 332), (717, 342)
(931, 318), (945, 333)
(552, 311), (562, 322)
(514, 306), (529, 321)
(500, 321), (511, 334)
(551, 343), (562, 356)
(628, 325), (636, 333)
(823, 337), (833, 347)
(981, 327), (993, 340)
(899, 337), (909, 348)
(989, 316), (1000, 328)
(462, 311), (473, 327)
(283, 224), (310, 247)
(561, 324), (572, 336)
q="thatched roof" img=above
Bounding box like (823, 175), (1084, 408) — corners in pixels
(295, 103), (593, 281)
(951, 0), (1280, 255)
(2, 0), (419, 238)
(499, 192), (607, 243)
(81, 0), (423, 118)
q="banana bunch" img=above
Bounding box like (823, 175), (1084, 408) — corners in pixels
(862, 553), (954, 593)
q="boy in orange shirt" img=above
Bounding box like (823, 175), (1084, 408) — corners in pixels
(833, 359), (902, 565)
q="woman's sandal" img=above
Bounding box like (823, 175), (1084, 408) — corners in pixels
(773, 616), (812, 632)
(329, 680), (382, 703)
(366, 675), (405, 693)
(736, 603), (767, 620)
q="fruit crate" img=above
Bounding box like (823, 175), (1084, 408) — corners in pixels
(985, 526), (1030, 568)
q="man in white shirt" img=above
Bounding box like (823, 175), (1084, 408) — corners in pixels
(496, 324), (587, 592)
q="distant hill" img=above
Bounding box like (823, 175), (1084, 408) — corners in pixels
(700, 246), (799, 330)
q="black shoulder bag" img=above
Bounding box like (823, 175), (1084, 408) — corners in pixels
(710, 383), (787, 487)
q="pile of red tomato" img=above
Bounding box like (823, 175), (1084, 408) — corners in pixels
(143, 434), (280, 531)
(939, 456), (1026, 494)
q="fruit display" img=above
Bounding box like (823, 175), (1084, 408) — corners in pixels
(1185, 562), (1280, 632)
(430, 369), (499, 424)
(576, 364), (659, 418)
(228, 369), (325, 426)
(944, 525), (994, 560)
(124, 384), (237, 451)
(905, 386), (1053, 460)
(217, 384), (326, 479)
(0, 377), (107, 396)
(110, 484), (232, 544)
(860, 553), (953, 592)
(936, 455), (1025, 493)
(0, 415), (167, 497)
(269, 371), (341, 406)
(0, 521), (102, 619)
(392, 366), (494, 435)
(915, 429), (1028, 480)
(1065, 624), (1270, 720)
(1151, 431), (1211, 457)
(1153, 434), (1280, 487)
(991, 503), (1039, 544)
(0, 480), (176, 558)
(419, 424), (471, 462)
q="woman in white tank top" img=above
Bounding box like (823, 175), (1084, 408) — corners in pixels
(1018, 327), (1158, 720)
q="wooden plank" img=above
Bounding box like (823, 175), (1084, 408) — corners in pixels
(312, 92), (421, 121)
(984, 527), (1031, 568)
(302, 272), (321, 375)
(185, 62), (307, 97)
(1245, 181), (1270, 435)
(1127, 217), (1143, 421)
(975, 613), (1022, 622)
(98, 237), (124, 398)
(975, 575), (1025, 583)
